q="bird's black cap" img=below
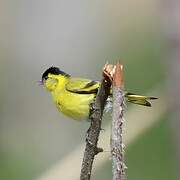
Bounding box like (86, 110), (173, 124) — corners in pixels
(42, 67), (70, 81)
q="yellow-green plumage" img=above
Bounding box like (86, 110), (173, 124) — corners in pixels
(42, 67), (157, 121)
(52, 78), (96, 120)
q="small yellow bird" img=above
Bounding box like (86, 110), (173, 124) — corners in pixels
(41, 67), (157, 120)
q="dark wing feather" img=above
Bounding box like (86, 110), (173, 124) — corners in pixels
(65, 78), (100, 94)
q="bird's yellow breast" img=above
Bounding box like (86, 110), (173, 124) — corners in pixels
(52, 88), (95, 120)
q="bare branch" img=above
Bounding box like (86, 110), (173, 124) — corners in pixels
(80, 65), (111, 180)
(111, 62), (126, 180)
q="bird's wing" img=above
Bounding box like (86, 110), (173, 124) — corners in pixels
(65, 78), (100, 94)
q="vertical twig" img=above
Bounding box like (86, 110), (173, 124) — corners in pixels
(80, 65), (111, 180)
(111, 62), (126, 180)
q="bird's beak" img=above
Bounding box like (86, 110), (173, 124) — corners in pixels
(38, 80), (44, 85)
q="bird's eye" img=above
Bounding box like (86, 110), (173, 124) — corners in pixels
(42, 76), (48, 82)
(44, 76), (48, 80)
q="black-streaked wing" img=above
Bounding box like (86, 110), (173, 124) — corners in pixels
(65, 78), (100, 94)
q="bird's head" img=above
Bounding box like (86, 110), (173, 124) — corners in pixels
(41, 67), (70, 91)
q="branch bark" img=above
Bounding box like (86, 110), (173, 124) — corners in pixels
(111, 62), (126, 180)
(80, 65), (111, 180)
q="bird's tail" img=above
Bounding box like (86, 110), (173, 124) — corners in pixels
(125, 92), (158, 107)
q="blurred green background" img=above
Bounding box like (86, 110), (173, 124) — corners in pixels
(0, 0), (177, 180)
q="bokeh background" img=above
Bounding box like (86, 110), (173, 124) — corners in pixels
(0, 0), (179, 180)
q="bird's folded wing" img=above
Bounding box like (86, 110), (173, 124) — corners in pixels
(65, 78), (100, 94)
